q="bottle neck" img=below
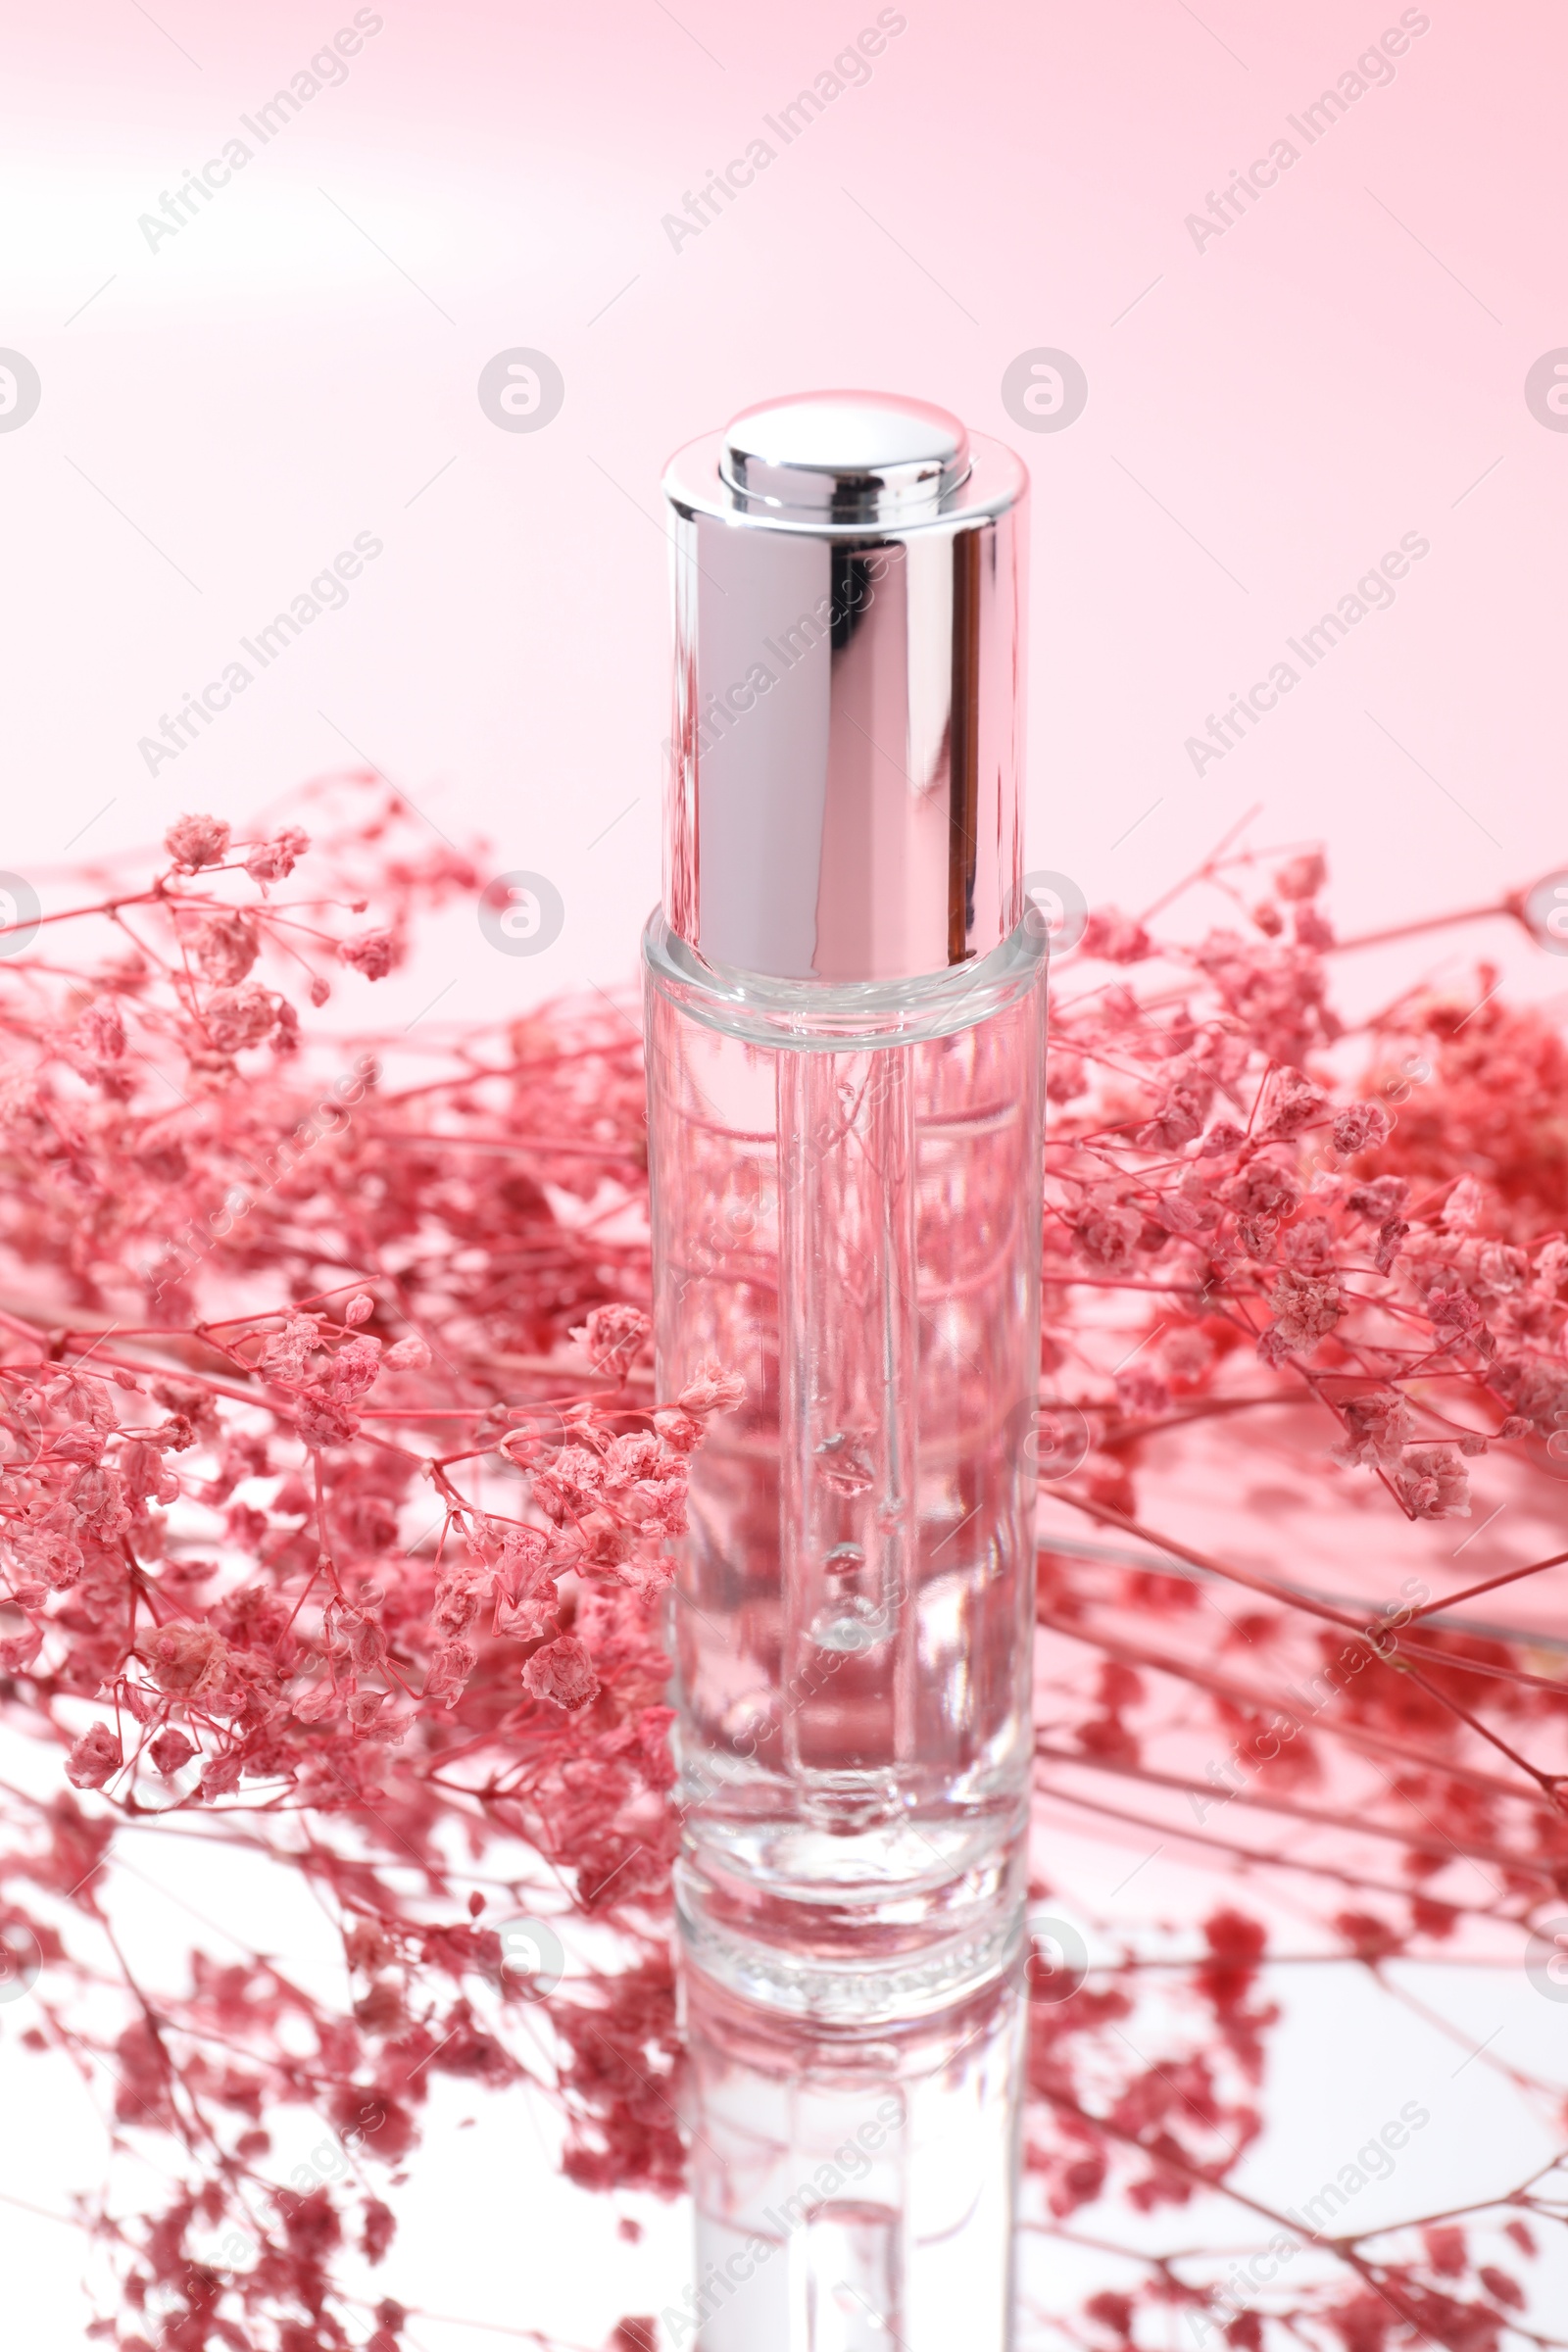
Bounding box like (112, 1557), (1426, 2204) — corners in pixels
(641, 908), (1048, 1053)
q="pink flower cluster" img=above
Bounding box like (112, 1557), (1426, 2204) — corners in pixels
(0, 793), (1562, 2350)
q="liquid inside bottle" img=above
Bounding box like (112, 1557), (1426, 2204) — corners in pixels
(646, 912), (1047, 2024)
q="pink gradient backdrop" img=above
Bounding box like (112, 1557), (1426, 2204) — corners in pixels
(1, 0), (1562, 1031)
(0, 2), (1563, 2341)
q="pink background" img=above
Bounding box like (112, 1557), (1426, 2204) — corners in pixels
(0, 1), (1562, 2340)
(2, 0), (1562, 1029)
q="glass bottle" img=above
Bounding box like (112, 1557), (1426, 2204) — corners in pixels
(645, 393), (1042, 2348)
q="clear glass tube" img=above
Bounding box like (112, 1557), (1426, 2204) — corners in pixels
(644, 910), (1047, 2024)
(650, 384), (1036, 2351)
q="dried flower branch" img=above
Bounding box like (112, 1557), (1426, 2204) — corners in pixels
(1, 787), (1564, 2349)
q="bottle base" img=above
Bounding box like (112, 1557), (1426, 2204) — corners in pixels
(676, 1873), (1026, 2026)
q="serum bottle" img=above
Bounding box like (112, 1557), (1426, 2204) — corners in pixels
(645, 393), (1044, 2348)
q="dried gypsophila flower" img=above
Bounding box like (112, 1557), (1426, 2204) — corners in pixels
(0, 798), (1560, 2351)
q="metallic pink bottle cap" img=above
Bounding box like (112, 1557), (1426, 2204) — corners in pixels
(662, 391), (1029, 984)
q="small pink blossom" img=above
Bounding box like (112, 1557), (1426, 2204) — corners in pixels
(431, 1567), (485, 1636)
(1374, 1218), (1409, 1274)
(1274, 852), (1327, 901)
(164, 813), (231, 870)
(1282, 1216), (1336, 1274)
(245, 826), (310, 881)
(1333, 1102), (1393, 1154)
(495, 1523), (549, 1590)
(578, 1507), (637, 1569)
(202, 982), (278, 1054)
(495, 1528), (559, 1637)
(340, 929), (399, 980)
(148, 1729), (196, 1775)
(1475, 1242), (1528, 1297)
(260, 1314), (322, 1380)
(1443, 1175), (1488, 1233)
(1072, 1196), (1143, 1273)
(145, 1622), (230, 1697)
(1148, 1188), (1219, 1237)
(1138, 1087), (1206, 1152)
(1194, 932), (1337, 1066)
(523, 1633), (600, 1710)
(1392, 1444), (1471, 1519)
(424, 1640), (477, 1707)
(384, 1333), (431, 1369)
(65, 1724), (122, 1789)
(1347, 1174), (1407, 1222)
(533, 1444), (606, 1522)
(1222, 1157), (1302, 1222)
(1333, 1391), (1412, 1469)
(1533, 1237), (1568, 1296)
(572, 1302), (653, 1375)
(1258, 1067), (1328, 1141)
(1260, 1267), (1345, 1358)
(189, 910), (260, 986)
(1426, 1284), (1486, 1347)
(652, 1407), (704, 1453)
